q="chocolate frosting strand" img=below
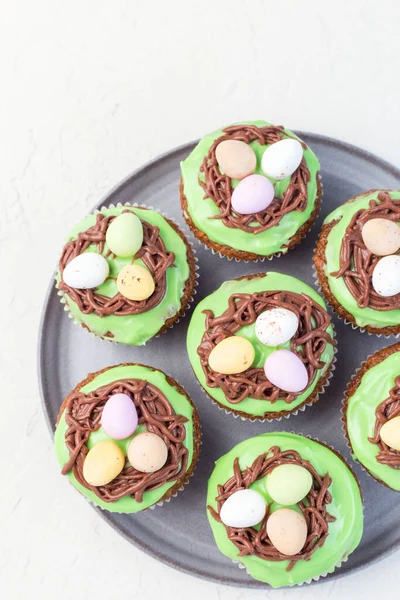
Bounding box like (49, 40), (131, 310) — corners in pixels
(208, 446), (334, 571)
(199, 125), (310, 233)
(59, 211), (175, 317)
(368, 375), (400, 468)
(332, 192), (400, 310)
(61, 379), (189, 503)
(197, 290), (334, 404)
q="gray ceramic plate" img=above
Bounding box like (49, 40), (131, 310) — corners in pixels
(38, 133), (400, 588)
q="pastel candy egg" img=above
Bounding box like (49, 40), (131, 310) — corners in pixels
(220, 489), (266, 528)
(127, 432), (168, 473)
(106, 212), (144, 257)
(62, 252), (109, 289)
(117, 264), (155, 300)
(83, 440), (125, 486)
(264, 349), (308, 393)
(231, 174), (274, 215)
(261, 138), (303, 180)
(362, 218), (400, 256)
(380, 416), (400, 451)
(255, 308), (299, 346)
(372, 255), (400, 297)
(266, 464), (313, 505)
(215, 140), (257, 180)
(266, 508), (307, 556)
(101, 393), (138, 440)
(208, 336), (255, 375)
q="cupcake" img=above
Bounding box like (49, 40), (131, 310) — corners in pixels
(57, 205), (197, 345)
(180, 120), (321, 261)
(54, 363), (201, 513)
(314, 189), (400, 335)
(343, 342), (400, 490)
(187, 272), (335, 420)
(207, 432), (363, 587)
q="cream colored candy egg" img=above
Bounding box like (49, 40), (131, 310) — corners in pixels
(372, 255), (400, 297)
(266, 508), (307, 556)
(63, 252), (109, 289)
(361, 218), (400, 256)
(106, 212), (144, 257)
(255, 308), (299, 346)
(117, 264), (155, 300)
(220, 489), (266, 528)
(208, 336), (255, 375)
(83, 440), (125, 487)
(380, 416), (400, 451)
(127, 432), (168, 473)
(215, 140), (257, 180)
(261, 138), (303, 180)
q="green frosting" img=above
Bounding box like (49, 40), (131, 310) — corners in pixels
(186, 273), (335, 417)
(54, 364), (195, 513)
(56, 206), (191, 346)
(346, 350), (400, 490)
(207, 432), (363, 587)
(180, 121), (320, 256)
(323, 190), (400, 328)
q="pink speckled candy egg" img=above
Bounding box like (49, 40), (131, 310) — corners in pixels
(101, 393), (138, 440)
(264, 349), (308, 393)
(231, 174), (274, 215)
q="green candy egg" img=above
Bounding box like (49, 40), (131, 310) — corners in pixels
(106, 212), (144, 257)
(266, 464), (313, 505)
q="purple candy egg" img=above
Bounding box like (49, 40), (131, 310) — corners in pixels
(101, 393), (138, 440)
(231, 174), (274, 215)
(264, 349), (308, 393)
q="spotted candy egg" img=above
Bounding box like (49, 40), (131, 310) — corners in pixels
(261, 138), (303, 180)
(117, 264), (155, 300)
(63, 252), (109, 289)
(220, 489), (267, 528)
(101, 393), (138, 440)
(127, 432), (168, 473)
(264, 349), (308, 393)
(215, 139), (257, 180)
(208, 336), (255, 375)
(372, 255), (400, 297)
(255, 308), (299, 346)
(266, 508), (307, 556)
(231, 174), (274, 215)
(83, 440), (125, 487)
(361, 218), (400, 256)
(106, 212), (144, 257)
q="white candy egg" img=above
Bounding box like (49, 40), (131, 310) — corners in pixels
(255, 308), (299, 346)
(372, 255), (400, 297)
(261, 138), (303, 180)
(63, 253), (109, 289)
(220, 489), (266, 528)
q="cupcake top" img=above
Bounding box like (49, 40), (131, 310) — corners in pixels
(345, 342), (400, 491)
(55, 364), (200, 512)
(57, 205), (195, 345)
(180, 121), (321, 259)
(207, 432), (363, 588)
(316, 190), (400, 332)
(187, 273), (335, 420)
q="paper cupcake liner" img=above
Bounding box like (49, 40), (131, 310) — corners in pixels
(56, 202), (199, 346)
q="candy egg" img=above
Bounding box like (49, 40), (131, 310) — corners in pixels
(266, 508), (307, 556)
(106, 212), (144, 257)
(220, 489), (266, 528)
(231, 174), (274, 215)
(380, 416), (400, 451)
(83, 440), (125, 486)
(127, 432), (168, 473)
(266, 464), (313, 505)
(215, 140), (257, 180)
(264, 349), (308, 393)
(208, 336), (255, 374)
(255, 308), (299, 346)
(63, 252), (109, 289)
(117, 264), (155, 301)
(101, 393), (138, 440)
(362, 218), (400, 256)
(372, 255), (400, 297)
(261, 138), (303, 180)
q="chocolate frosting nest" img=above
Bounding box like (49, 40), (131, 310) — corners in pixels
(59, 211), (175, 317)
(208, 446), (334, 571)
(197, 290), (334, 404)
(369, 375), (400, 468)
(199, 124), (310, 233)
(61, 379), (189, 503)
(332, 191), (400, 310)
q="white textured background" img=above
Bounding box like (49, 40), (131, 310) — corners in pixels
(2, 0), (400, 598)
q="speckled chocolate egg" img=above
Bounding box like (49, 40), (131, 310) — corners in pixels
(215, 140), (257, 180)
(220, 489), (266, 528)
(266, 508), (307, 556)
(106, 212), (144, 257)
(101, 393), (138, 440)
(208, 336), (255, 374)
(127, 432), (168, 473)
(372, 255), (400, 297)
(83, 440), (125, 486)
(117, 264), (155, 300)
(261, 138), (303, 180)
(63, 252), (109, 289)
(266, 464), (313, 505)
(264, 349), (308, 393)
(255, 308), (299, 346)
(380, 416), (400, 451)
(361, 218), (400, 256)
(231, 174), (274, 215)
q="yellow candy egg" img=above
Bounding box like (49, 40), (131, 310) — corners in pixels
(127, 432), (168, 473)
(117, 264), (155, 301)
(380, 416), (400, 451)
(361, 218), (400, 256)
(208, 336), (255, 375)
(215, 140), (257, 180)
(83, 440), (125, 487)
(266, 508), (307, 556)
